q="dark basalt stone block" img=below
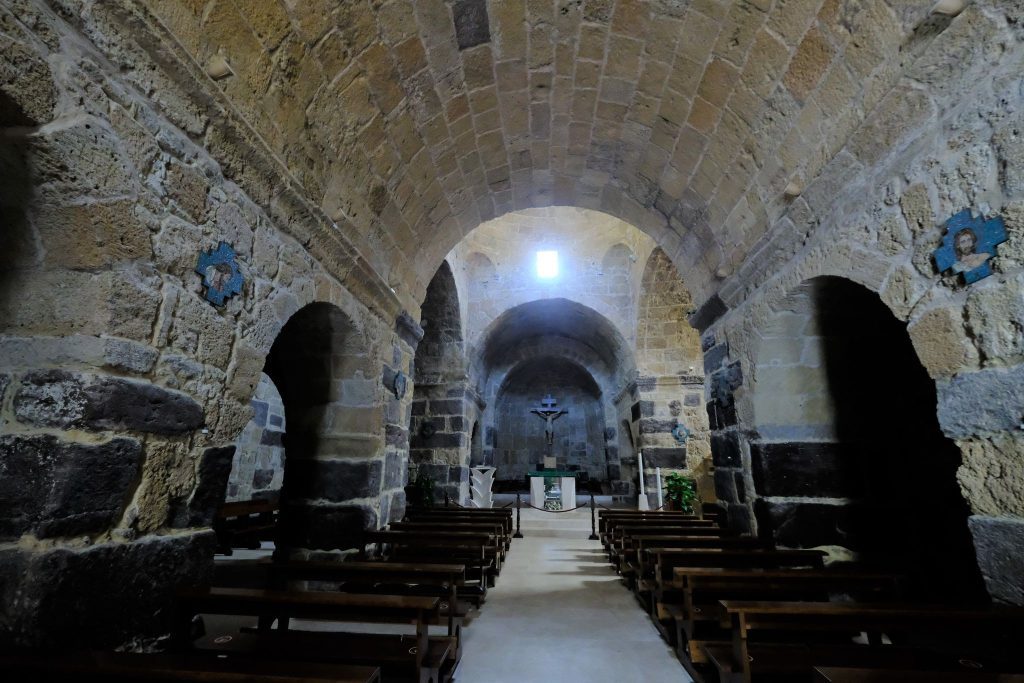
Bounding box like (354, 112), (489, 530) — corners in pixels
(0, 434), (142, 540)
(643, 447), (686, 468)
(83, 377), (204, 434)
(426, 432), (466, 449)
(251, 400), (268, 427)
(734, 473), (746, 502)
(449, 415), (466, 432)
(453, 0), (490, 50)
(701, 330), (716, 352)
(703, 342), (729, 374)
(727, 504), (752, 535)
(282, 503), (376, 552)
(750, 441), (863, 498)
(428, 399), (463, 416)
(259, 430), (283, 447)
(415, 463), (451, 484)
(607, 464), (621, 479)
(711, 431), (741, 467)
(714, 468), (737, 503)
(172, 445), (235, 528)
(689, 293), (728, 332)
(639, 418), (675, 434)
(753, 500), (898, 551)
(639, 400), (655, 417)
(968, 515), (1024, 605)
(252, 469), (275, 489)
(285, 458), (382, 503)
(0, 531), (216, 649)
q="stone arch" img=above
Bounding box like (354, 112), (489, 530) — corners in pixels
(746, 276), (985, 601)
(408, 261), (472, 504)
(493, 356), (609, 484)
(414, 260), (464, 383)
(634, 247), (710, 504)
(264, 301), (381, 555)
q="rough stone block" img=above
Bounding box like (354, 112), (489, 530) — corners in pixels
(711, 431), (741, 467)
(103, 338), (159, 374)
(714, 468), (737, 503)
(172, 445), (235, 528)
(0, 434), (143, 540)
(251, 400), (268, 427)
(937, 365), (1024, 439)
(750, 441), (863, 498)
(726, 504), (752, 536)
(643, 447), (686, 468)
(689, 294), (728, 332)
(0, 531), (215, 648)
(453, 0), (490, 50)
(968, 515), (1024, 606)
(285, 458), (382, 503)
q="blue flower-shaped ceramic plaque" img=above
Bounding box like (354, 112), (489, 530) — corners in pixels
(195, 242), (244, 306)
(933, 209), (1007, 285)
(672, 422), (690, 444)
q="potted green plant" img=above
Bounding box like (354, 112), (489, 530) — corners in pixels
(663, 472), (697, 514)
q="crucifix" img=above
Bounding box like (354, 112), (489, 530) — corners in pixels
(531, 394), (568, 445)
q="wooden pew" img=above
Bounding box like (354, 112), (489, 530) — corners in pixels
(604, 519), (719, 556)
(213, 499), (278, 555)
(638, 548), (827, 614)
(705, 601), (1024, 683)
(610, 526), (732, 566)
(389, 520), (509, 552)
(213, 559), (470, 656)
(0, 651), (381, 682)
(668, 569), (902, 673)
(815, 668), (1024, 683)
(175, 587), (450, 683)
(362, 530), (497, 595)
(403, 510), (513, 538)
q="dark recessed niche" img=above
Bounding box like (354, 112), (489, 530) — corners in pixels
(453, 0), (491, 50)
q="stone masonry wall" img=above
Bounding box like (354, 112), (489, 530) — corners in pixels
(700, 5), (1024, 604)
(0, 1), (417, 647)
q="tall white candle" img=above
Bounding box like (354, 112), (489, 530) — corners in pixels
(638, 450), (645, 494)
(656, 467), (663, 509)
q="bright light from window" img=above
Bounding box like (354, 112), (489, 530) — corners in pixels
(536, 250), (558, 279)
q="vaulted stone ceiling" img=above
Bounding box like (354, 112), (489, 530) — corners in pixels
(150, 0), (944, 306)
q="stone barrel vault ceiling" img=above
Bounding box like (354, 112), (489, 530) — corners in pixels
(151, 0), (946, 308)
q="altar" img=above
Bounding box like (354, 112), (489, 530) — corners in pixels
(527, 471), (577, 510)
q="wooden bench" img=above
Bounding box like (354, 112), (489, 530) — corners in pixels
(404, 510), (513, 537)
(704, 601), (1024, 683)
(213, 559), (471, 655)
(362, 530), (497, 595)
(389, 520), (509, 551)
(667, 569), (902, 672)
(0, 651), (381, 682)
(213, 499), (279, 555)
(175, 587), (449, 683)
(815, 668), (1024, 683)
(611, 528), (736, 568)
(637, 548), (827, 615)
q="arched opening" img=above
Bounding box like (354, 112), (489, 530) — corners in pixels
(264, 301), (381, 555)
(476, 298), (636, 495)
(225, 372), (286, 503)
(751, 277), (986, 602)
(493, 356), (606, 484)
(408, 261), (471, 504)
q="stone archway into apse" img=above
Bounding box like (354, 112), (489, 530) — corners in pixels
(745, 276), (986, 602)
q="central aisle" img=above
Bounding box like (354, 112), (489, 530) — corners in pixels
(456, 507), (691, 682)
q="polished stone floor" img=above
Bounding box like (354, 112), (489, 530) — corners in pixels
(455, 507), (690, 682)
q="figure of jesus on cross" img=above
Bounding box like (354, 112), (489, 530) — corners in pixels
(531, 395), (568, 445)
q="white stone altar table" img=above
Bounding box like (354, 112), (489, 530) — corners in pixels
(527, 471), (577, 510)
